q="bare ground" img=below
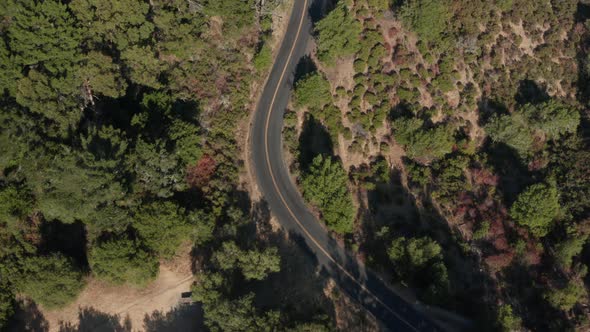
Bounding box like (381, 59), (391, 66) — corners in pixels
(39, 245), (196, 332)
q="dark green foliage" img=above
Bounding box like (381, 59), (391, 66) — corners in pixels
(388, 236), (449, 300)
(69, 0), (154, 50)
(294, 73), (332, 110)
(510, 183), (560, 237)
(496, 304), (522, 332)
(88, 235), (158, 286)
(315, 2), (362, 64)
(545, 282), (586, 311)
(485, 100), (580, 158)
(392, 117), (455, 163)
(213, 241), (280, 281)
(132, 201), (193, 258)
(203, 0), (256, 32)
(398, 0), (451, 44)
(301, 155), (355, 234)
(554, 236), (587, 271)
(0, 280), (14, 327)
(16, 254), (85, 309)
(4, 0), (82, 74)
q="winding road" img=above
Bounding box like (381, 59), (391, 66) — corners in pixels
(250, 1), (443, 331)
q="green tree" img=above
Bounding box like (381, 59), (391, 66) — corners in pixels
(392, 117), (455, 163)
(0, 185), (34, 227)
(496, 304), (522, 332)
(545, 281), (586, 311)
(4, 0), (81, 75)
(203, 0), (256, 32)
(16, 70), (82, 138)
(120, 46), (164, 88)
(554, 235), (587, 270)
(388, 236), (449, 301)
(132, 201), (192, 257)
(16, 254), (85, 309)
(0, 280), (14, 327)
(485, 112), (534, 158)
(294, 73), (332, 110)
(213, 241), (281, 281)
(315, 2), (362, 64)
(69, 0), (154, 50)
(29, 152), (125, 225)
(88, 235), (159, 287)
(79, 52), (127, 99)
(510, 183), (560, 237)
(399, 0), (451, 44)
(521, 100), (580, 140)
(301, 155), (355, 234)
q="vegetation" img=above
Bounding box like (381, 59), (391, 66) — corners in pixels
(301, 155), (356, 234)
(510, 183), (560, 237)
(315, 2), (362, 64)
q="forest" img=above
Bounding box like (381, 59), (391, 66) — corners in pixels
(0, 0), (345, 330)
(2, 0), (590, 331)
(284, 0), (590, 330)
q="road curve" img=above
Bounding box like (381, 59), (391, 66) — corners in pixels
(250, 1), (443, 331)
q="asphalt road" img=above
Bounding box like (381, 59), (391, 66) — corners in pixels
(250, 1), (443, 331)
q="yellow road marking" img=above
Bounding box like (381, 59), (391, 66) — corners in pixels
(261, 1), (419, 330)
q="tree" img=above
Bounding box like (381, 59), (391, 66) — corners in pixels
(521, 100), (580, 140)
(88, 235), (158, 287)
(16, 70), (82, 138)
(510, 183), (560, 237)
(4, 0), (82, 75)
(30, 152), (125, 225)
(0, 280), (14, 328)
(388, 236), (443, 275)
(79, 51), (127, 99)
(69, 0), (154, 50)
(132, 201), (192, 257)
(485, 112), (535, 158)
(315, 2), (362, 64)
(545, 281), (586, 311)
(213, 241), (281, 281)
(0, 185), (34, 226)
(301, 155), (355, 234)
(203, 0), (256, 32)
(388, 236), (449, 301)
(496, 304), (522, 332)
(120, 46), (164, 88)
(16, 254), (85, 308)
(399, 0), (451, 44)
(554, 235), (587, 270)
(293, 73), (332, 110)
(392, 117), (455, 163)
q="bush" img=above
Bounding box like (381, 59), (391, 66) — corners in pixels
(315, 2), (362, 64)
(88, 235), (159, 287)
(293, 73), (332, 110)
(301, 155), (355, 234)
(17, 254), (85, 308)
(399, 0), (451, 44)
(510, 183), (559, 237)
(392, 117), (455, 163)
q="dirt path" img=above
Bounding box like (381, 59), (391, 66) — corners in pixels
(38, 247), (197, 332)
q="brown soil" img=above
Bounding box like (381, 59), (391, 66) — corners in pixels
(40, 245), (195, 331)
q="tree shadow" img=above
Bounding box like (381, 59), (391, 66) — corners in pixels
(5, 298), (49, 332)
(251, 200), (337, 327)
(39, 220), (88, 270)
(309, 0), (337, 23)
(58, 307), (131, 332)
(357, 162), (493, 326)
(298, 114), (334, 171)
(143, 304), (204, 332)
(514, 79), (550, 106)
(293, 55), (318, 86)
(481, 141), (535, 206)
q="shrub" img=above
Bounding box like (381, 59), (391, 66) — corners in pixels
(89, 235), (159, 287)
(301, 155), (355, 234)
(510, 183), (559, 237)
